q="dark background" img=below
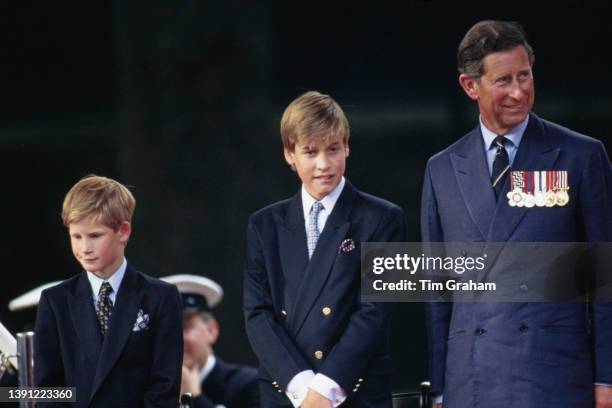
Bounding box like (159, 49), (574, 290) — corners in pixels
(1, 0), (610, 393)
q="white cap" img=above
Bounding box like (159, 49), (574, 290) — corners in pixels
(0, 321), (17, 369)
(8, 281), (62, 311)
(160, 274), (223, 311)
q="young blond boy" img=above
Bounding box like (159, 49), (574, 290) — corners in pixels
(34, 175), (183, 408)
(244, 91), (406, 408)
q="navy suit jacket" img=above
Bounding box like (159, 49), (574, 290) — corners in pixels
(192, 356), (259, 408)
(34, 264), (184, 407)
(421, 114), (612, 408)
(244, 180), (406, 407)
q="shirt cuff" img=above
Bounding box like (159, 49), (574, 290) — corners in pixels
(286, 370), (315, 407)
(433, 394), (443, 405)
(309, 373), (347, 407)
(595, 383), (612, 387)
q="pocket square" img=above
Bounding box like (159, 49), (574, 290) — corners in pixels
(339, 238), (356, 254)
(132, 309), (150, 332)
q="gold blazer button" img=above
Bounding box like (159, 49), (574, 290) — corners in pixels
(314, 350), (324, 360)
(322, 307), (331, 316)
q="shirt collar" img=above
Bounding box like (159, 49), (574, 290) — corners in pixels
(199, 354), (217, 383)
(301, 177), (346, 219)
(480, 115), (529, 150)
(86, 257), (127, 297)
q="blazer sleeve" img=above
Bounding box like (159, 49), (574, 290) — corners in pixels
(33, 290), (68, 408)
(144, 285), (184, 408)
(243, 216), (313, 389)
(192, 394), (216, 408)
(421, 161), (452, 397)
(316, 204), (406, 392)
(231, 375), (260, 408)
(580, 141), (612, 383)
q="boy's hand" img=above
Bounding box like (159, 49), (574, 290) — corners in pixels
(596, 385), (612, 408)
(302, 389), (333, 408)
(180, 364), (202, 397)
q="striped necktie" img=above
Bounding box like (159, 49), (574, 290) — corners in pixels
(491, 135), (510, 199)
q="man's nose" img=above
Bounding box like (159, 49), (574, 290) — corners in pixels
(509, 79), (526, 99)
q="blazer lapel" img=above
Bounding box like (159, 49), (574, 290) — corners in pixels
(90, 265), (144, 401)
(487, 114), (561, 243)
(451, 127), (497, 240)
(278, 192), (309, 311)
(288, 182), (356, 336)
(202, 357), (225, 402)
(68, 273), (102, 365)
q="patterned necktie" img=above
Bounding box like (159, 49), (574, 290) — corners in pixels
(306, 201), (324, 259)
(491, 135), (510, 200)
(96, 282), (114, 336)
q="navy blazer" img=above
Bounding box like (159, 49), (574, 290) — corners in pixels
(34, 264), (183, 407)
(421, 114), (612, 408)
(244, 181), (406, 407)
(192, 356), (259, 408)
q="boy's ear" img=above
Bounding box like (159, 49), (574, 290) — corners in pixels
(284, 148), (296, 170)
(344, 142), (350, 158)
(118, 221), (131, 244)
(458, 74), (480, 101)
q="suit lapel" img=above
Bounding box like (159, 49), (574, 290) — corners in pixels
(451, 127), (497, 240)
(278, 192), (310, 310)
(90, 264), (144, 401)
(487, 114), (561, 243)
(288, 182), (356, 336)
(68, 273), (102, 364)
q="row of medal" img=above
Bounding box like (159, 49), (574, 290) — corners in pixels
(507, 170), (570, 207)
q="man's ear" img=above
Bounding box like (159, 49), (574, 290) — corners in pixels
(118, 221), (131, 244)
(459, 74), (480, 101)
(207, 318), (220, 345)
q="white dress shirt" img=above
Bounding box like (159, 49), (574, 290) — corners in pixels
(198, 354), (217, 383)
(86, 257), (127, 305)
(480, 115), (528, 177)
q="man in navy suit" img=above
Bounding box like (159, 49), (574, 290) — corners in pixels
(244, 91), (406, 407)
(421, 20), (612, 407)
(34, 175), (183, 407)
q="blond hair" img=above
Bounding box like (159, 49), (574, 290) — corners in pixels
(280, 91), (350, 150)
(62, 175), (135, 230)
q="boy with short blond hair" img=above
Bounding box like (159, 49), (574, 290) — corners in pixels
(34, 175), (183, 408)
(244, 91), (406, 408)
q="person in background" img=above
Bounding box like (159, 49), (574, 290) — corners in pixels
(163, 274), (259, 408)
